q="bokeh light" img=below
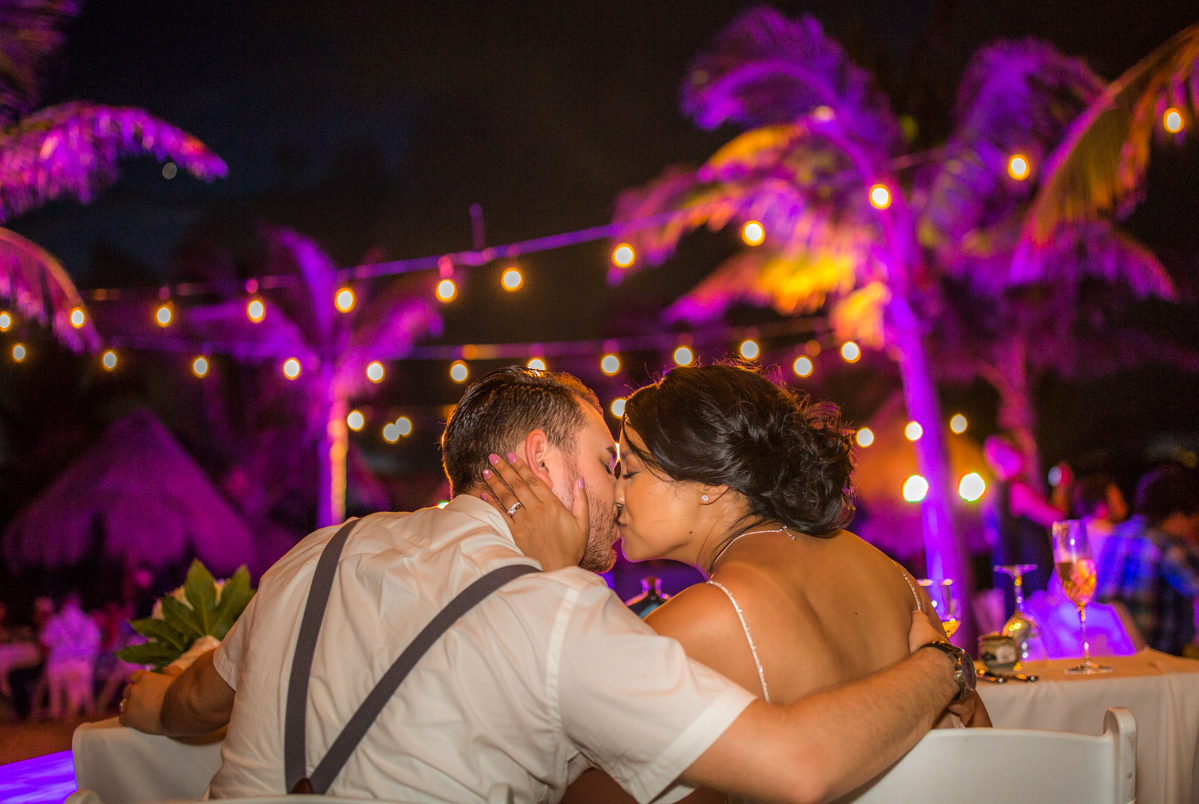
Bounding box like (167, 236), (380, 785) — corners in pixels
(793, 356), (813, 377)
(611, 398), (626, 418)
(1164, 108), (1184, 134)
(502, 267), (523, 291)
(162, 161), (178, 179)
(1007, 154), (1030, 180)
(396, 416), (413, 437)
(382, 423), (400, 443)
(905, 421), (923, 441)
(741, 221), (765, 246)
(335, 288), (355, 313)
(102, 350), (117, 370)
(247, 298), (266, 322)
(283, 358), (301, 379)
(950, 414), (968, 434)
(437, 279), (457, 303)
(739, 339), (760, 360)
(366, 361), (385, 383)
(437, 501), (449, 509)
(12, 343), (26, 362)
(1047, 465), (1063, 487)
(903, 475), (929, 503)
(69, 307), (86, 328)
(856, 428), (874, 447)
(450, 360), (469, 382)
(347, 410), (365, 431)
(959, 472), (986, 502)
(869, 184), (891, 209)
(601, 353), (621, 375)
(527, 358), (546, 370)
(0, 311), (10, 331)
(156, 305), (172, 326)
(673, 345), (694, 366)
(612, 243), (635, 268)
(841, 341), (860, 362)
(192, 357), (209, 377)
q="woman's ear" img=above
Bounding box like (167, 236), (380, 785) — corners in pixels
(698, 484), (731, 504)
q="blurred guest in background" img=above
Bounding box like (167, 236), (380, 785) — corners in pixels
(1096, 464), (1199, 656)
(41, 593), (101, 719)
(983, 435), (1064, 617)
(1073, 473), (1130, 563)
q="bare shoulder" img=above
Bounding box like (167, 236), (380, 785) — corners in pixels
(644, 581), (747, 650)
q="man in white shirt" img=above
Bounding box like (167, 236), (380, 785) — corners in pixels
(122, 367), (974, 804)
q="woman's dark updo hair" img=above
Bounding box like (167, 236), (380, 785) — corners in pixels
(622, 364), (855, 537)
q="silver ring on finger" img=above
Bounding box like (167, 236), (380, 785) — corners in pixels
(506, 501), (523, 517)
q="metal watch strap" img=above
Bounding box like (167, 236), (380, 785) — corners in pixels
(918, 640), (974, 701)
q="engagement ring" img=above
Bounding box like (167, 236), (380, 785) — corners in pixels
(506, 501), (522, 516)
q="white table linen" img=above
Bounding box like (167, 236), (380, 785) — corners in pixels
(976, 648), (1199, 804)
(72, 717), (223, 803)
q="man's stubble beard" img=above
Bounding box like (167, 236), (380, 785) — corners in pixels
(553, 468), (618, 575)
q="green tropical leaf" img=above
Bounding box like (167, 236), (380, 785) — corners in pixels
(212, 566), (255, 640)
(115, 641), (178, 671)
(128, 618), (189, 652)
(159, 595), (204, 644)
(183, 559), (218, 635)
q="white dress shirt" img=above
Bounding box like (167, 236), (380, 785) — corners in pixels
(208, 496), (753, 803)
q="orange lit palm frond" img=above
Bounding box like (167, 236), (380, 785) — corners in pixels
(0, 226), (98, 351)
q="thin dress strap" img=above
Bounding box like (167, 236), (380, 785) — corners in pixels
(706, 580), (770, 703)
(895, 562), (923, 612)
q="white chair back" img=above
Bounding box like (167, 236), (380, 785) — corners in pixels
(65, 786), (514, 804)
(834, 707), (1136, 804)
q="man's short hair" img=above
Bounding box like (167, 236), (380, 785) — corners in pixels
(441, 366), (601, 495)
(1135, 463), (1199, 526)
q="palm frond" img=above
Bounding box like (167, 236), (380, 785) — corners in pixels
(829, 281), (891, 347)
(1024, 23), (1199, 243)
(921, 38), (1103, 250)
(0, 225), (97, 350)
(337, 295), (441, 394)
(1010, 219), (1175, 299)
(263, 226), (337, 344)
(180, 298), (313, 360)
(0, 0), (82, 126)
(0, 102), (228, 223)
(683, 6), (901, 155)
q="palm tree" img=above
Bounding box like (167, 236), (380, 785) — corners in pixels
(0, 0), (227, 348)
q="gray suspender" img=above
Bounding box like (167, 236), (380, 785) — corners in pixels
(284, 517), (541, 794)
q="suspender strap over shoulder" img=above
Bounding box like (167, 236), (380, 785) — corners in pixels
(283, 516), (540, 795)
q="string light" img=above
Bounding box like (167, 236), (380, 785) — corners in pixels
(741, 221), (765, 246)
(347, 410), (365, 431)
(502, 267), (523, 291)
(283, 358), (302, 379)
(102, 350), (118, 370)
(69, 307), (86, 328)
(959, 472), (986, 502)
(450, 360), (468, 382)
(869, 184), (892, 209)
(12, 343), (26, 362)
(396, 416), (413, 437)
(601, 354), (620, 375)
(612, 243), (635, 268)
(437, 501), (450, 508)
(437, 279), (457, 303)
(335, 288), (355, 313)
(903, 475), (929, 503)
(793, 356), (813, 377)
(905, 421), (923, 441)
(0, 311), (10, 331)
(527, 357), (546, 370)
(1007, 154), (1030, 180)
(856, 428), (874, 447)
(247, 298), (266, 322)
(192, 356), (209, 378)
(382, 422), (400, 443)
(1164, 108), (1184, 134)
(610, 398), (626, 417)
(366, 361), (385, 383)
(950, 414), (968, 434)
(673, 345), (694, 366)
(739, 339), (760, 360)
(155, 305), (173, 327)
(841, 341), (860, 362)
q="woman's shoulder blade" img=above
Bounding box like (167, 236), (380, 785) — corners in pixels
(644, 582), (747, 645)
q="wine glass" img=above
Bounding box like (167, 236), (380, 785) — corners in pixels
(994, 564), (1045, 661)
(917, 579), (960, 639)
(1052, 520), (1112, 674)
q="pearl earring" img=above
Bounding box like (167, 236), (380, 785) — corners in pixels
(701, 494), (709, 502)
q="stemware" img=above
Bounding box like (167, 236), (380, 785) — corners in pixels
(917, 578), (960, 639)
(994, 564), (1045, 661)
(1052, 520), (1113, 674)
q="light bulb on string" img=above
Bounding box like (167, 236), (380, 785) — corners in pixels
(950, 414), (968, 434)
(335, 288), (355, 313)
(612, 243), (635, 268)
(69, 307), (86, 328)
(869, 184), (891, 209)
(0, 311), (10, 331)
(610, 398), (626, 418)
(450, 360), (469, 383)
(12, 343), (26, 362)
(155, 305), (173, 327)
(793, 356), (813, 377)
(739, 339), (760, 360)
(437, 279), (457, 303)
(905, 421), (923, 441)
(382, 422), (400, 443)
(247, 298), (266, 322)
(347, 410), (365, 431)
(903, 475), (929, 503)
(396, 416), (413, 437)
(741, 221), (765, 246)
(601, 354), (620, 375)
(527, 357), (546, 371)
(283, 358), (301, 380)
(673, 345), (694, 366)
(841, 341), (860, 362)
(366, 361), (385, 383)
(102, 350), (118, 370)
(1007, 154), (1030, 180)
(192, 357), (209, 378)
(1164, 108), (1184, 134)
(855, 428), (874, 447)
(959, 472), (986, 502)
(502, 267), (523, 291)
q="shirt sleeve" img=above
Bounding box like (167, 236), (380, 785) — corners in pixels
(212, 592), (259, 691)
(555, 580), (755, 804)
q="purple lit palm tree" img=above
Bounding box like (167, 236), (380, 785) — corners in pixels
(0, 0), (227, 350)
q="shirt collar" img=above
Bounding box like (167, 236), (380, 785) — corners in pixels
(445, 494), (518, 547)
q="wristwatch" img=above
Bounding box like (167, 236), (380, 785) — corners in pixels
(918, 640), (976, 701)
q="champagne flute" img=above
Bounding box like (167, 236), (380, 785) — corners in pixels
(995, 564), (1044, 661)
(1052, 520), (1112, 674)
(917, 579), (960, 639)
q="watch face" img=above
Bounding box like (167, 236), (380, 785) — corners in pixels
(960, 651), (977, 694)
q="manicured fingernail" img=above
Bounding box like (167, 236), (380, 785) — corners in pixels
(480, 492), (489, 501)
(507, 452), (518, 463)
(578, 477), (585, 488)
(483, 469), (492, 479)
(488, 454), (500, 465)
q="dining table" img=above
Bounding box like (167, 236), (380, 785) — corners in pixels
(975, 648), (1199, 804)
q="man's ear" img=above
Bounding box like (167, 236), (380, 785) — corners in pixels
(522, 430), (554, 486)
